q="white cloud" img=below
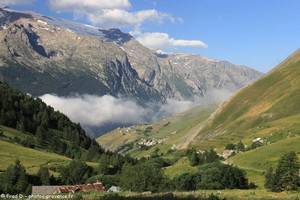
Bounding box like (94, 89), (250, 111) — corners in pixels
(0, 0), (33, 6)
(40, 94), (149, 126)
(40, 94), (198, 128)
(40, 89), (230, 136)
(39, 94), (199, 136)
(131, 31), (208, 50)
(49, 0), (131, 12)
(48, 0), (175, 28)
(88, 9), (173, 28)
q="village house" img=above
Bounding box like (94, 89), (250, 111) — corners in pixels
(222, 149), (235, 159)
(32, 181), (106, 195)
(107, 186), (121, 193)
(252, 137), (264, 143)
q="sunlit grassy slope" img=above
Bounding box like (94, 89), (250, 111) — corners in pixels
(97, 105), (216, 158)
(228, 136), (300, 188)
(0, 140), (69, 174)
(0, 125), (97, 174)
(192, 49), (300, 151)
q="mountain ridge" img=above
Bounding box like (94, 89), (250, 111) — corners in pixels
(0, 8), (262, 103)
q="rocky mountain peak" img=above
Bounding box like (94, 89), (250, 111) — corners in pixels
(0, 8), (262, 103)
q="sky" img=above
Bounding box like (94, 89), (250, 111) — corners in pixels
(3, 0), (300, 72)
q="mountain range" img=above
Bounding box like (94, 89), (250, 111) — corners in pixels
(0, 8), (262, 104)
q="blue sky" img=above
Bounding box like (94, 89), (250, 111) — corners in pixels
(6, 0), (300, 72)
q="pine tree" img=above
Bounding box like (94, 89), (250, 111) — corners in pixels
(264, 167), (274, 190)
(37, 166), (50, 185)
(273, 151), (300, 191)
(1, 160), (30, 194)
(190, 150), (199, 166)
(225, 143), (235, 150)
(36, 125), (48, 142)
(236, 141), (245, 152)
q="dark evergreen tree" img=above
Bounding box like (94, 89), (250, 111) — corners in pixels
(236, 141), (245, 152)
(37, 166), (50, 185)
(0, 160), (30, 194)
(225, 143), (236, 150)
(60, 160), (92, 185)
(273, 152), (300, 191)
(173, 173), (201, 191)
(189, 150), (199, 166)
(264, 167), (274, 190)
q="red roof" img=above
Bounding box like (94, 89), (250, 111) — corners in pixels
(55, 181), (106, 194)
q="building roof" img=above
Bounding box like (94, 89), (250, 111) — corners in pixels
(32, 186), (61, 195)
(32, 181), (106, 195)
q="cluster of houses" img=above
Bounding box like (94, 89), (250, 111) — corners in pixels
(32, 181), (120, 196)
(118, 127), (133, 135)
(137, 138), (165, 148)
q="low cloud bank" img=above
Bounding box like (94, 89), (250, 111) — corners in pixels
(40, 94), (149, 126)
(40, 90), (231, 136)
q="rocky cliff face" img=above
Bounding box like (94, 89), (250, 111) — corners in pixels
(0, 8), (262, 103)
(121, 38), (262, 100)
(0, 8), (163, 103)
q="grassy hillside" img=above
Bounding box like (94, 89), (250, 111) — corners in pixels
(228, 136), (300, 187)
(97, 105), (216, 158)
(0, 125), (99, 174)
(163, 157), (198, 179)
(0, 81), (105, 161)
(192, 49), (300, 150)
(0, 140), (69, 174)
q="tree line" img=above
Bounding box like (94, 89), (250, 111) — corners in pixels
(0, 81), (114, 161)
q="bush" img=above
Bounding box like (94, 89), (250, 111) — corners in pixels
(225, 143), (236, 150)
(0, 127), (3, 137)
(60, 160), (92, 185)
(119, 161), (167, 192)
(173, 173), (201, 191)
(198, 162), (250, 189)
(187, 149), (220, 166)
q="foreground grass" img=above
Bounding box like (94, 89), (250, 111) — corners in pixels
(80, 189), (300, 200)
(193, 189), (300, 200)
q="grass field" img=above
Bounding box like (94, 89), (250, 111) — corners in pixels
(0, 125), (98, 174)
(0, 140), (69, 174)
(81, 189), (300, 200)
(228, 136), (300, 188)
(162, 136), (300, 190)
(164, 157), (198, 179)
